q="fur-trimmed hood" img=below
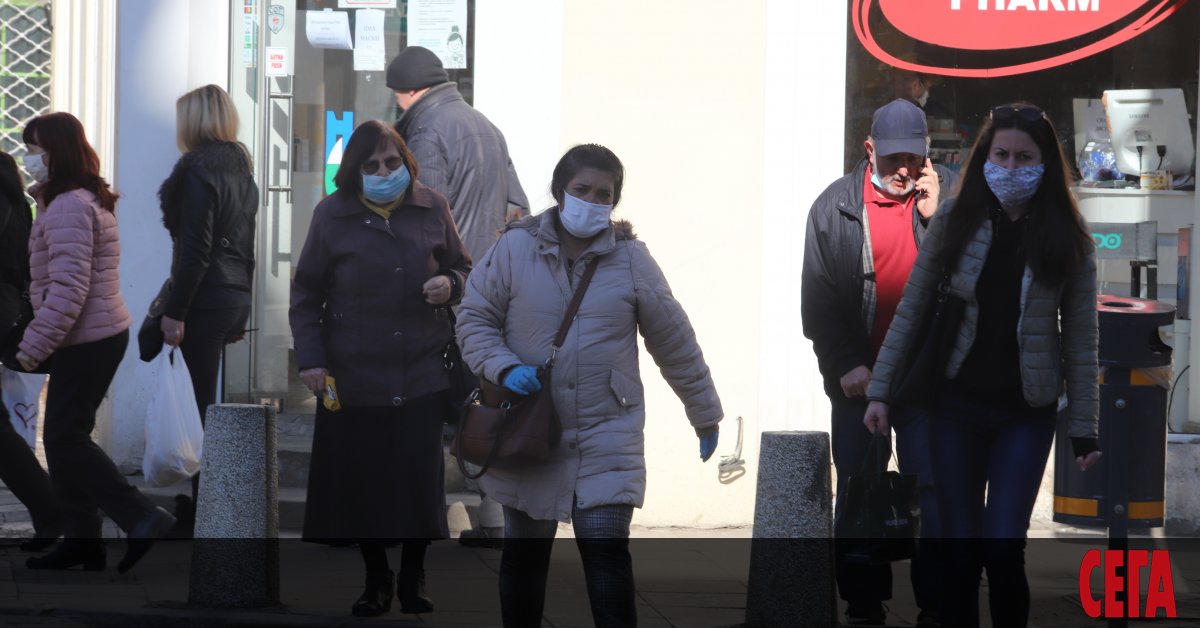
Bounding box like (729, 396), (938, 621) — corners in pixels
(506, 207), (636, 244)
(158, 141), (252, 237)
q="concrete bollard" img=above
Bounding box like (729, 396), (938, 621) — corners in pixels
(188, 403), (280, 608)
(744, 431), (837, 628)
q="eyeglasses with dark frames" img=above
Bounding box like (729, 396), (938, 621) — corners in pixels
(990, 105), (1047, 123)
(361, 156), (404, 175)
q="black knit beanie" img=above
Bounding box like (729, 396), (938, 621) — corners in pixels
(386, 46), (449, 91)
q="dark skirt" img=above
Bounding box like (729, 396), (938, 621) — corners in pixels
(302, 391), (449, 543)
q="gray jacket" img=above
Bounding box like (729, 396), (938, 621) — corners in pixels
(456, 211), (723, 521)
(396, 83), (529, 261)
(866, 202), (1100, 438)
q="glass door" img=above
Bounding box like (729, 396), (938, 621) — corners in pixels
(224, 0), (476, 414)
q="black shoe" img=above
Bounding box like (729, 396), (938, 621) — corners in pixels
(916, 608), (941, 627)
(845, 601), (887, 625)
(397, 566), (434, 614)
(458, 526), (504, 549)
(352, 570), (394, 617)
(25, 539), (106, 571)
(117, 506), (176, 574)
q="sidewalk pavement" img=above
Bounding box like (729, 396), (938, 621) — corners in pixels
(1, 484), (1198, 627)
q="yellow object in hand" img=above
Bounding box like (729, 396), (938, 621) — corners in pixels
(323, 375), (342, 411)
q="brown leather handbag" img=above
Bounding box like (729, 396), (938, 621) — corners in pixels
(452, 262), (598, 480)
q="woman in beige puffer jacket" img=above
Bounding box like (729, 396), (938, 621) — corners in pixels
(456, 144), (723, 627)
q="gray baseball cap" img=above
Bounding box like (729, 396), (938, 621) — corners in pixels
(871, 99), (929, 157)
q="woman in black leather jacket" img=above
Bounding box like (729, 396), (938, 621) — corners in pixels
(156, 85), (258, 533)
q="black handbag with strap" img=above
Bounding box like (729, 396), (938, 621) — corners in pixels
(451, 261), (598, 480)
(441, 306), (478, 426)
(137, 278), (172, 363)
(835, 432), (920, 564)
(889, 269), (965, 409)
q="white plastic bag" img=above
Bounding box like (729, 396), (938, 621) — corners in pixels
(1, 365), (46, 448)
(143, 344), (204, 487)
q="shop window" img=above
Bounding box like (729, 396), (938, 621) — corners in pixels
(843, 1), (1200, 181)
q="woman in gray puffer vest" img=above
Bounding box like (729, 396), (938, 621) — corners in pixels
(863, 104), (1101, 628)
(456, 144), (723, 628)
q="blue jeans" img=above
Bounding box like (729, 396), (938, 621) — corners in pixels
(930, 387), (1056, 628)
(499, 502), (636, 627)
(830, 396), (940, 610)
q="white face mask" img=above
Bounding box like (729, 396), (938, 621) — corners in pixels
(23, 152), (47, 183)
(559, 192), (613, 239)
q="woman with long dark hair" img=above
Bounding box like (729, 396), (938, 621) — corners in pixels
(15, 113), (174, 573)
(863, 103), (1102, 627)
(289, 120), (470, 617)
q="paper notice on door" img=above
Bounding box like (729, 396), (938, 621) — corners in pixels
(306, 9), (353, 50)
(407, 0), (468, 69)
(266, 47), (289, 76)
(353, 9), (386, 71)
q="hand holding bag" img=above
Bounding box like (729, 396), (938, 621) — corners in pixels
(889, 269), (965, 409)
(834, 432), (920, 564)
(143, 344), (205, 487)
(451, 261), (598, 480)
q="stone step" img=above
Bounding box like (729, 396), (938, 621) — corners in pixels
(131, 475), (481, 533)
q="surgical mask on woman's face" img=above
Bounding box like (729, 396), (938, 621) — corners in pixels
(983, 160), (1044, 208)
(23, 152), (48, 183)
(361, 165), (411, 204)
(559, 192), (613, 238)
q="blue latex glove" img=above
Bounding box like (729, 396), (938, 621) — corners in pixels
(699, 431), (719, 462)
(502, 365), (542, 395)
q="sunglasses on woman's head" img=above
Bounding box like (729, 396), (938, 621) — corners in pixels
(990, 105), (1046, 123)
(361, 157), (404, 175)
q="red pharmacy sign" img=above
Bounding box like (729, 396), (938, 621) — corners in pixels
(853, 0), (1192, 77)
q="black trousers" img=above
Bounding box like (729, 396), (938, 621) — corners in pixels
(0, 379), (62, 537)
(179, 305), (250, 501)
(42, 329), (156, 537)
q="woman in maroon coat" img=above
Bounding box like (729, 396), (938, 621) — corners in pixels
(289, 120), (470, 618)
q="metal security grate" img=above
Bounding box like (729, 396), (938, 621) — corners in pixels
(0, 0), (50, 160)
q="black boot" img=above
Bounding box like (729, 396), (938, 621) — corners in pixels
(117, 506), (176, 574)
(352, 570), (394, 617)
(26, 538), (106, 571)
(166, 494), (195, 539)
(398, 541), (434, 614)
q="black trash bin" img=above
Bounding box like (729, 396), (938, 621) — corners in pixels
(1053, 294), (1175, 529)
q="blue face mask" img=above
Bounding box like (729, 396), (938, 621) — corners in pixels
(983, 160), (1044, 208)
(362, 165), (411, 204)
(560, 192), (613, 238)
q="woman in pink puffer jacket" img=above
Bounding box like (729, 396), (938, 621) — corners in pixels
(14, 113), (175, 574)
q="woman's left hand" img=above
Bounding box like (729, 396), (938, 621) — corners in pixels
(161, 316), (185, 346)
(423, 275), (452, 305)
(15, 350), (38, 372)
(1077, 450), (1103, 472)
